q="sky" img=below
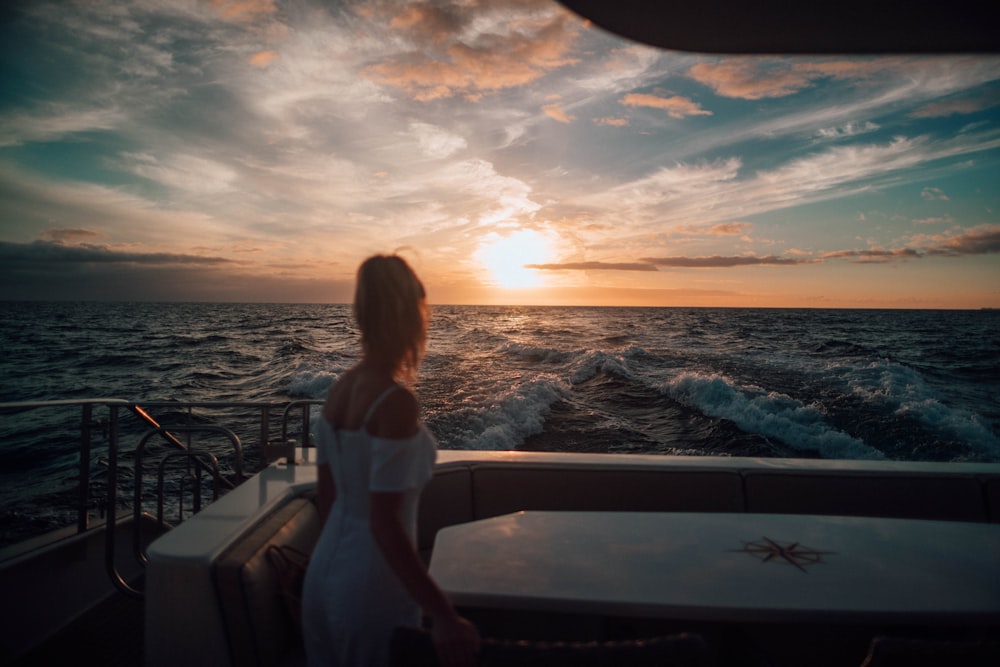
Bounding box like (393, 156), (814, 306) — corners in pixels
(1, 0), (998, 308)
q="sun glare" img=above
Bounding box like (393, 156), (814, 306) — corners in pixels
(476, 229), (554, 289)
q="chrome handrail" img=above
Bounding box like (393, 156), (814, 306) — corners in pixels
(281, 398), (324, 445)
(0, 397), (318, 594)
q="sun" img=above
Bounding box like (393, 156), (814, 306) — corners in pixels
(476, 229), (554, 289)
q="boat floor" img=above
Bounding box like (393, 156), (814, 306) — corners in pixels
(10, 590), (144, 667)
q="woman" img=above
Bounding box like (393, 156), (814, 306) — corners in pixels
(302, 254), (480, 667)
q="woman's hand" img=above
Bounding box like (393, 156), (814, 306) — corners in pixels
(431, 613), (480, 667)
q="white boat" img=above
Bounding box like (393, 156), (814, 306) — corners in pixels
(2, 397), (998, 666)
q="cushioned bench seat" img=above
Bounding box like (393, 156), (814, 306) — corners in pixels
(744, 471), (989, 522)
(214, 492), (320, 667)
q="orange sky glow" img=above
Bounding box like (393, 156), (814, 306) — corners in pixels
(1, 0), (998, 308)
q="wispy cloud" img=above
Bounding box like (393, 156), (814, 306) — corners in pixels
(620, 92), (712, 118)
(42, 228), (103, 243)
(593, 116), (629, 127)
(686, 59), (885, 100)
(641, 255), (806, 267)
(704, 222), (751, 236)
(821, 248), (923, 263)
(0, 107), (126, 147)
(910, 98), (996, 118)
(209, 0), (279, 23)
(542, 100), (575, 123)
(815, 121), (880, 140)
(525, 261), (657, 271)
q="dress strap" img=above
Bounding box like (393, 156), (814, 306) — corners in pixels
(361, 384), (401, 428)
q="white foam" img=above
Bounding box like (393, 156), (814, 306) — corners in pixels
(569, 349), (634, 384)
(850, 360), (1000, 458)
(662, 371), (885, 460)
(287, 362), (342, 398)
(434, 374), (569, 450)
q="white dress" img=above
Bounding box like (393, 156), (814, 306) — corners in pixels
(302, 385), (437, 667)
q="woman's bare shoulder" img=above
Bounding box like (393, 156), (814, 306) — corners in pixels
(370, 385), (419, 439)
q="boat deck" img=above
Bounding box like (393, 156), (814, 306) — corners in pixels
(10, 590), (144, 667)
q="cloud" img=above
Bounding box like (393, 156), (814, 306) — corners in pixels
(919, 224), (1000, 256)
(687, 59), (885, 100)
(121, 152), (239, 195)
(688, 61), (814, 99)
(816, 121), (880, 139)
(410, 122), (467, 158)
(620, 93), (712, 119)
(670, 221), (752, 238)
(910, 98), (993, 118)
(821, 225), (1000, 262)
(543, 101), (574, 123)
(641, 255), (806, 267)
(921, 186), (950, 201)
(508, 223), (1000, 274)
(912, 216), (955, 225)
(599, 158), (743, 213)
(248, 50), (279, 68)
(42, 228), (103, 243)
(209, 0), (279, 23)
(705, 222), (751, 236)
(593, 116), (629, 127)
(525, 261), (657, 271)
(0, 240), (349, 302)
(0, 107), (126, 147)
(0, 240), (235, 266)
(821, 248), (922, 263)
(756, 136), (930, 197)
(362, 1), (580, 101)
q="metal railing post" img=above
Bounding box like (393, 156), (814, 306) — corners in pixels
(77, 403), (92, 534)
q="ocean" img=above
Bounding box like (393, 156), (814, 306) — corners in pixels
(2, 302), (999, 545)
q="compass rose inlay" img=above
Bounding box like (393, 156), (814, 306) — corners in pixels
(732, 536), (836, 572)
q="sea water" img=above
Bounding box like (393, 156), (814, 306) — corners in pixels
(1, 302), (998, 544)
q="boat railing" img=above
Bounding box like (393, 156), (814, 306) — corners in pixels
(0, 397), (323, 593)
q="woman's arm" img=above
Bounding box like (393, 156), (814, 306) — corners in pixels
(370, 492), (479, 667)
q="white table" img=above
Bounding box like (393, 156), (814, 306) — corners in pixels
(429, 511), (1000, 626)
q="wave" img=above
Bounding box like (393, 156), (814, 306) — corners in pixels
(847, 359), (1000, 460)
(568, 349), (635, 384)
(426, 374), (569, 450)
(277, 336), (320, 355)
(809, 339), (884, 358)
(661, 371), (885, 460)
(287, 361), (344, 398)
(501, 342), (573, 364)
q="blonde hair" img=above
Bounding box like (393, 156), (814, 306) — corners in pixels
(353, 254), (428, 385)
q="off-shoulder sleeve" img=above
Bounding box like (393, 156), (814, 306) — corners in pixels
(369, 428), (437, 492)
